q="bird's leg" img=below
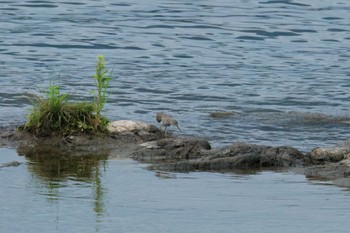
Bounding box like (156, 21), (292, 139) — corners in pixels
(159, 124), (166, 137)
(164, 127), (168, 138)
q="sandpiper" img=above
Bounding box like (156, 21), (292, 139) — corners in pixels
(156, 112), (181, 136)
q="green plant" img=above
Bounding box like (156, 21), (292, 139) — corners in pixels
(24, 81), (68, 134)
(24, 82), (108, 136)
(93, 55), (111, 115)
(23, 55), (112, 136)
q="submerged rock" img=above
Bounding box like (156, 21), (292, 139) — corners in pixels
(0, 161), (21, 169)
(304, 163), (350, 180)
(210, 111), (239, 118)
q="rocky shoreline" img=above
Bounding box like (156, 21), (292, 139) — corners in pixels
(1, 120), (350, 186)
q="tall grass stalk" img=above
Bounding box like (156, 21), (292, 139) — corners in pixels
(93, 55), (111, 115)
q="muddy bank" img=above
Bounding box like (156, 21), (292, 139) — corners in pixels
(1, 121), (350, 185)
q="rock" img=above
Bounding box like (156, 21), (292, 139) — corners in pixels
(215, 143), (305, 167)
(308, 148), (346, 163)
(4, 121), (350, 187)
(107, 120), (159, 134)
(107, 120), (164, 143)
(0, 161), (21, 169)
(210, 111), (239, 118)
(149, 143), (305, 172)
(299, 141), (350, 185)
(307, 140), (350, 164)
(132, 137), (211, 163)
(304, 163), (350, 181)
(140, 141), (160, 149)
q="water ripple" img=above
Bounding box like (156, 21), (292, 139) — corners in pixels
(1, 0), (350, 151)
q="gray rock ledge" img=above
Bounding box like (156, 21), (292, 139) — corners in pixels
(1, 120), (350, 185)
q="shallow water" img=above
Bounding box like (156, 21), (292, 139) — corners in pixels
(1, 148), (350, 233)
(1, 1), (350, 232)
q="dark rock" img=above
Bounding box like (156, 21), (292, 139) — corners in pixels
(300, 141), (350, 186)
(3, 121), (350, 187)
(0, 121), (164, 157)
(149, 143), (305, 172)
(304, 163), (350, 180)
(132, 137), (211, 163)
(210, 111), (239, 118)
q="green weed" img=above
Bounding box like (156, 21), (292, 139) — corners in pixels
(23, 55), (112, 136)
(93, 55), (112, 116)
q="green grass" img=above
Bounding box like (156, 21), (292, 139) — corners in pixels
(93, 55), (111, 115)
(23, 55), (111, 136)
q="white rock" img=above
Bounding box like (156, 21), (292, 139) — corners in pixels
(310, 147), (346, 162)
(140, 141), (160, 149)
(107, 120), (151, 134)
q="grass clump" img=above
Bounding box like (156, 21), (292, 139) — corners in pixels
(23, 55), (111, 136)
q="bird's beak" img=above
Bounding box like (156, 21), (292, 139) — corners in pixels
(176, 125), (181, 132)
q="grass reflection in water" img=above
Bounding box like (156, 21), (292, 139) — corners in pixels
(19, 148), (108, 216)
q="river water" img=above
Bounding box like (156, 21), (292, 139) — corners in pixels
(1, 0), (350, 232)
(1, 148), (350, 233)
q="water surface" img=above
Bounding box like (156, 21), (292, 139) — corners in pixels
(1, 148), (350, 233)
(1, 1), (350, 232)
(1, 0), (350, 151)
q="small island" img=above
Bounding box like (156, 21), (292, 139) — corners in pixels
(1, 55), (350, 187)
